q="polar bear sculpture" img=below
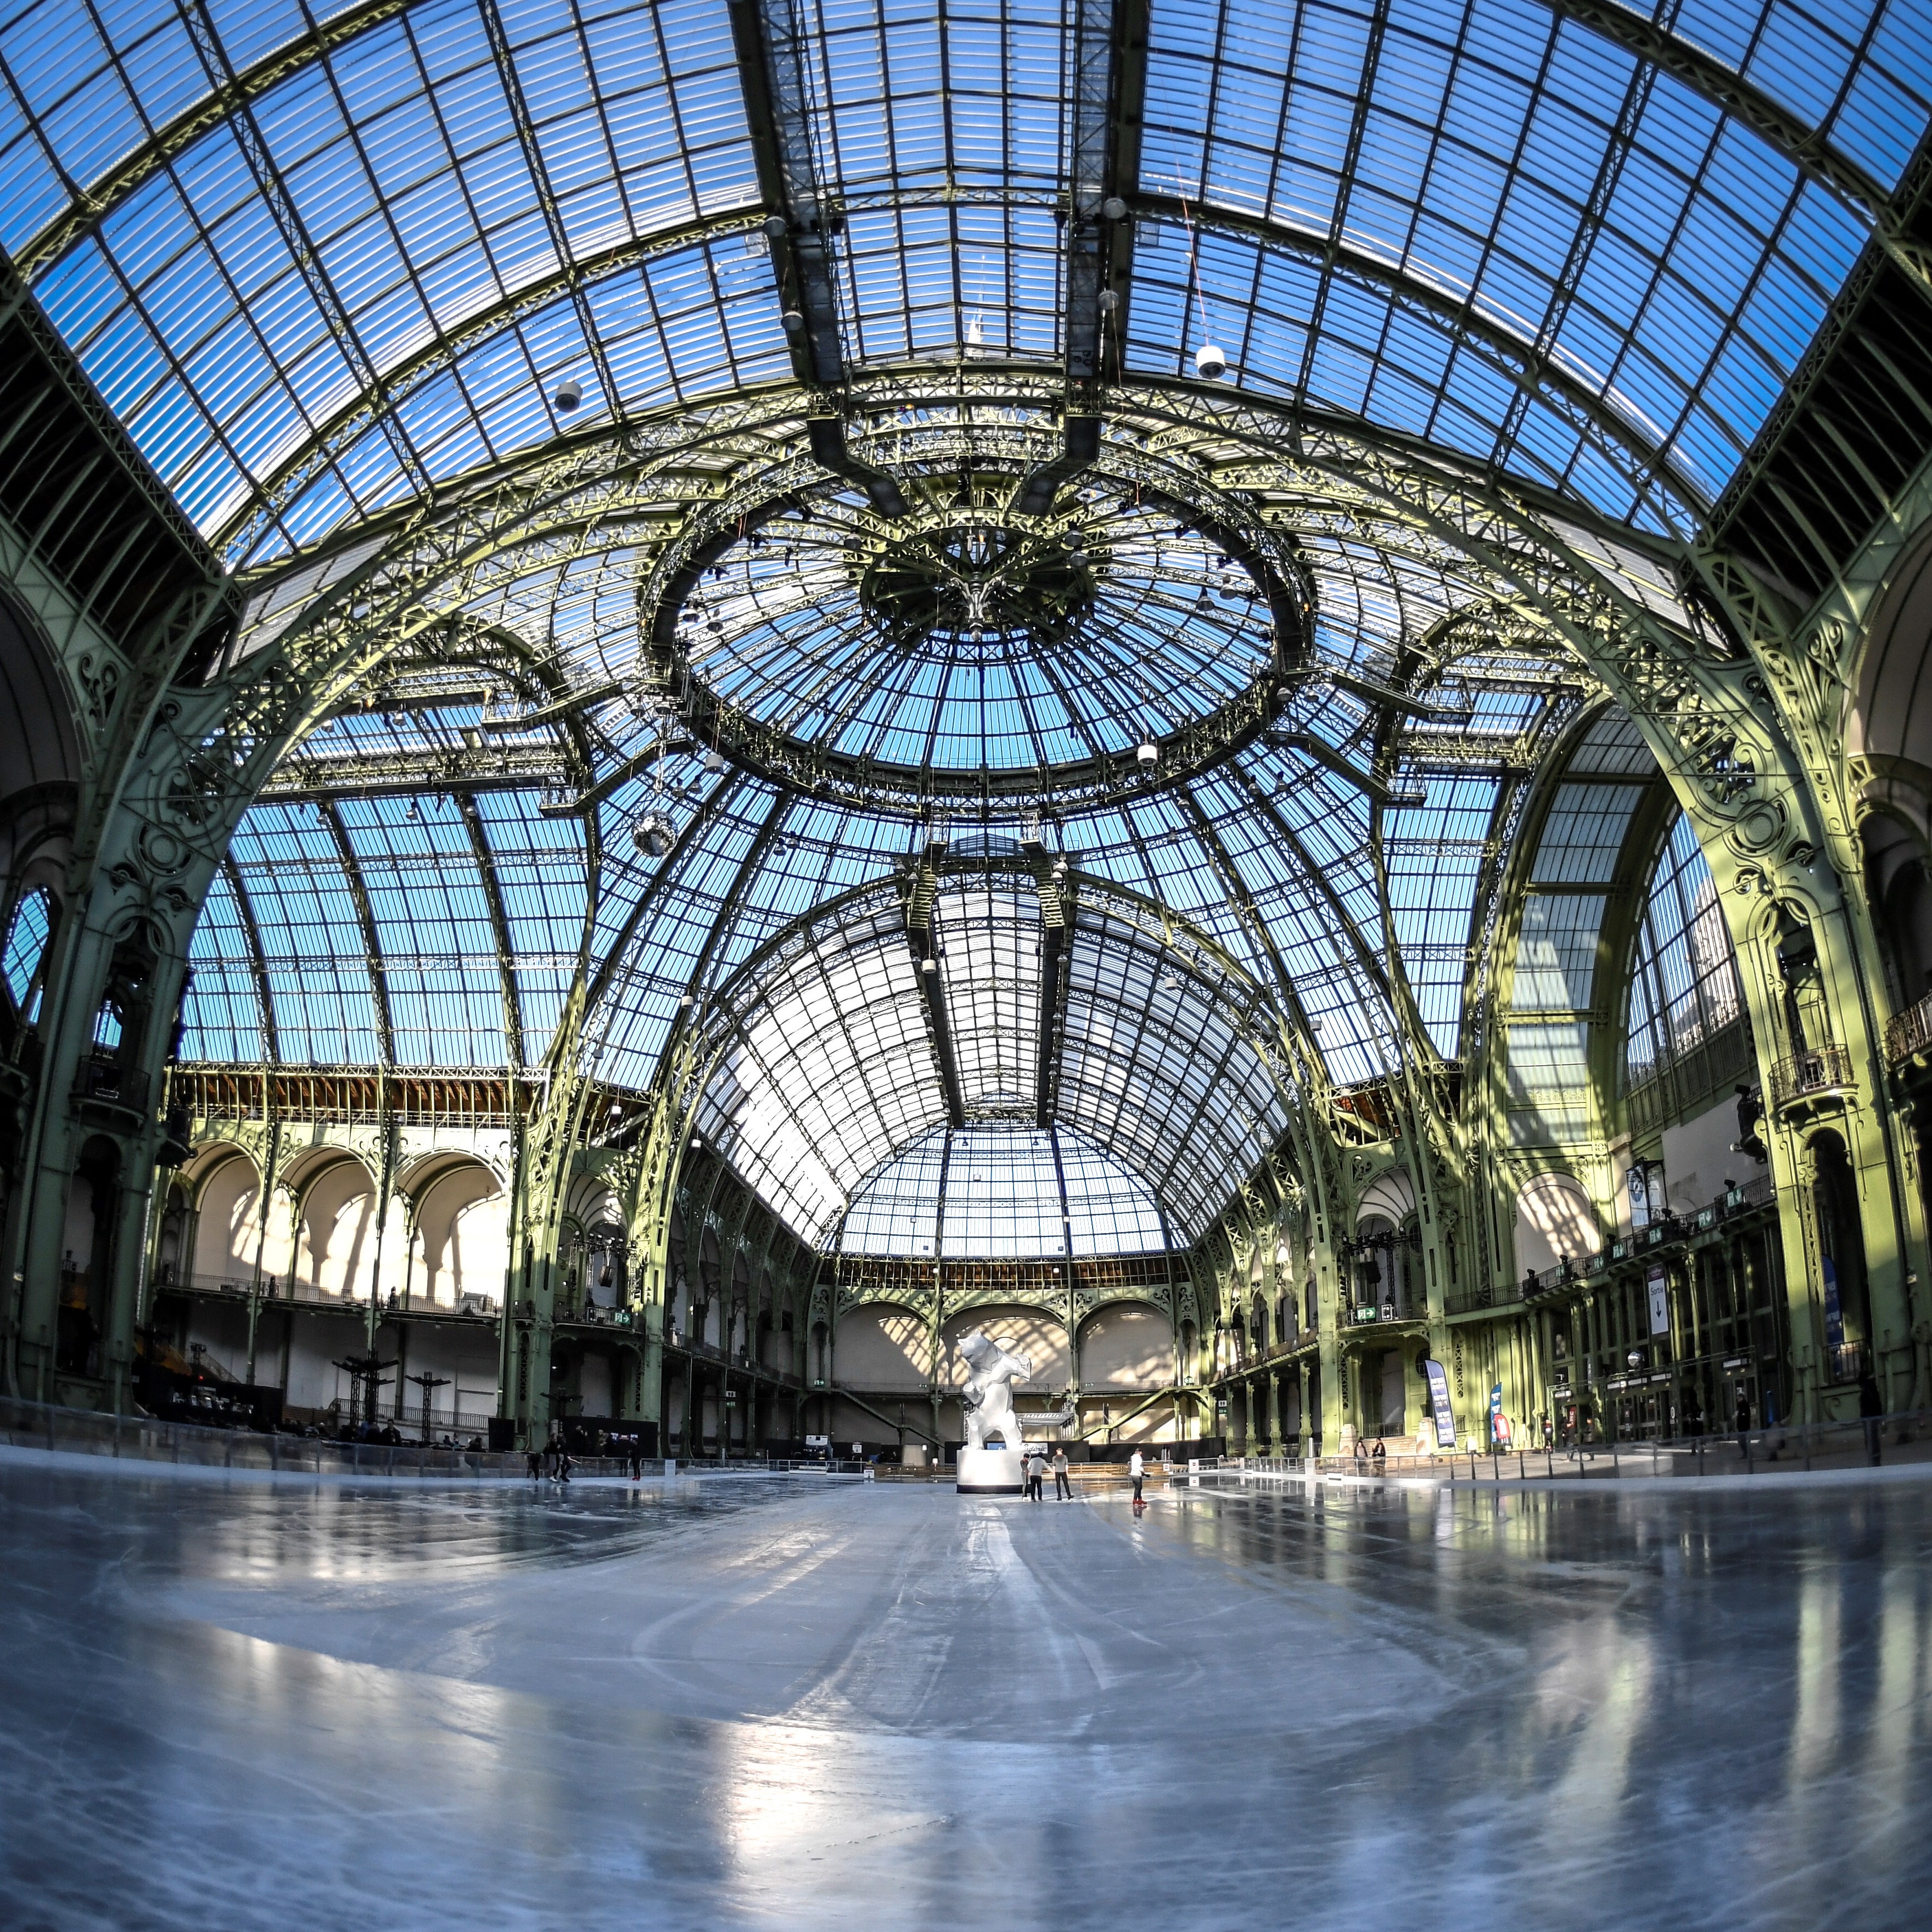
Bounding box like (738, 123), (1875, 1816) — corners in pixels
(957, 1329), (1073, 1448)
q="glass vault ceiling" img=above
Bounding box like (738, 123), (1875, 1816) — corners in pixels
(3, 0), (1920, 553)
(11, 0), (1922, 1247)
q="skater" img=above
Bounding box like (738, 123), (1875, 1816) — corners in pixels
(1025, 1447), (1046, 1500)
(1129, 1446), (1145, 1505)
(1052, 1446), (1072, 1500)
(526, 1446), (542, 1482)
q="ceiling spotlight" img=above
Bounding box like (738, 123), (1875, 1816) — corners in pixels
(552, 378), (583, 411)
(633, 813), (676, 858)
(703, 747), (726, 774)
(1193, 343), (1227, 381)
(781, 309), (806, 333)
(920, 957), (937, 975)
(1160, 974), (1179, 993)
(763, 214), (789, 239)
(1136, 741), (1160, 768)
(1101, 195), (1127, 222)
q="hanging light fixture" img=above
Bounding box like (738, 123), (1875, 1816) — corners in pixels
(1136, 740), (1159, 768)
(552, 378), (583, 411)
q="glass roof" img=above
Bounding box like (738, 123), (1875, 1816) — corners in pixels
(3, 0), (1917, 556)
(840, 1123), (1168, 1258)
(672, 480), (1276, 785)
(35, 0), (1916, 1247)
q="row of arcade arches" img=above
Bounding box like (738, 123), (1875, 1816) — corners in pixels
(158, 1145), (512, 1311)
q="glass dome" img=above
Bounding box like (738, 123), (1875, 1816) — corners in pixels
(641, 440), (1309, 810)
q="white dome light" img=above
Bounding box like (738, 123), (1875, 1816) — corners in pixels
(1136, 740), (1160, 767)
(553, 378), (583, 411)
(1192, 343), (1227, 380)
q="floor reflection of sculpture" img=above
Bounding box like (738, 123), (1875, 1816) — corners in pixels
(955, 1330), (1075, 1493)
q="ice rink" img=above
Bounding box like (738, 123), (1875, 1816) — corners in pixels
(3, 1453), (1928, 1930)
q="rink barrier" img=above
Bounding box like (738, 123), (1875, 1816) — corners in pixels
(0, 1398), (871, 1481)
(1209, 1406), (1932, 1483)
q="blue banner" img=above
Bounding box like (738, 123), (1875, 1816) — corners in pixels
(1822, 1256), (1845, 1352)
(1488, 1382), (1510, 1449)
(1424, 1359), (1456, 1448)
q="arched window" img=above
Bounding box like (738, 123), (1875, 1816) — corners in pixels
(1626, 814), (1743, 1088)
(2, 885), (52, 1019)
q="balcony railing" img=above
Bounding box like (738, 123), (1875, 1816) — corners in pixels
(1768, 1043), (1855, 1114)
(1885, 988), (1932, 1067)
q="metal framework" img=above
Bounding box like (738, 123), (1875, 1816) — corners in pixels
(3, 0), (1927, 1286)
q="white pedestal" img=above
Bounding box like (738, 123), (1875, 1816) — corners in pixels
(955, 1446), (1024, 1494)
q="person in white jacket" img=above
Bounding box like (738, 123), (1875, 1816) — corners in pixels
(1129, 1447), (1145, 1504)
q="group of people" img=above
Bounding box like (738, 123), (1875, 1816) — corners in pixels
(528, 1440), (654, 1483)
(1020, 1446), (1074, 1500)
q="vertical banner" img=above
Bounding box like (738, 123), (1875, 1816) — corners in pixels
(1627, 1163), (1652, 1232)
(1488, 1382), (1510, 1449)
(1822, 1256), (1845, 1353)
(1424, 1359), (1456, 1449)
(1646, 1264), (1670, 1337)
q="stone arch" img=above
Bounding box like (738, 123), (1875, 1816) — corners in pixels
(832, 1301), (928, 1391)
(942, 1303), (1069, 1388)
(1514, 1172), (1601, 1278)
(285, 1149), (379, 1301)
(1861, 807), (1932, 1012)
(188, 1145), (263, 1288)
(408, 1157), (507, 1310)
(1076, 1302), (1173, 1389)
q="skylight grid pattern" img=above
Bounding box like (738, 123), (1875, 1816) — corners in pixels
(1382, 775), (1499, 1054)
(1, 886), (52, 1010)
(586, 781), (773, 1087)
(476, 791), (589, 1059)
(1531, 780), (1645, 882)
(22, 0), (765, 544)
(841, 1123), (1166, 1256)
(585, 764), (742, 967)
(800, 0), (1070, 198)
(1058, 1129), (1169, 1253)
(1137, 0), (1889, 516)
(1676, 0), (1932, 188)
(246, 236), (792, 556)
(688, 496), (1272, 775)
(0, 0), (357, 250)
(836, 197), (1065, 362)
(696, 920), (944, 1240)
(179, 869), (268, 1061)
(1511, 891), (1608, 1011)
(225, 803), (384, 1062)
(839, 1124), (945, 1253)
(935, 883), (1039, 1110)
(939, 1127), (1067, 1256)
(337, 797), (508, 1066)
(1626, 806), (1743, 1084)
(1059, 906), (1289, 1237)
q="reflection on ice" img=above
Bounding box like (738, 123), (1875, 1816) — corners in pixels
(1, 1454), (1928, 1930)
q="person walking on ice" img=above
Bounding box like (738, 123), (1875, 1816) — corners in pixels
(1129, 1447), (1145, 1507)
(1052, 1446), (1072, 1500)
